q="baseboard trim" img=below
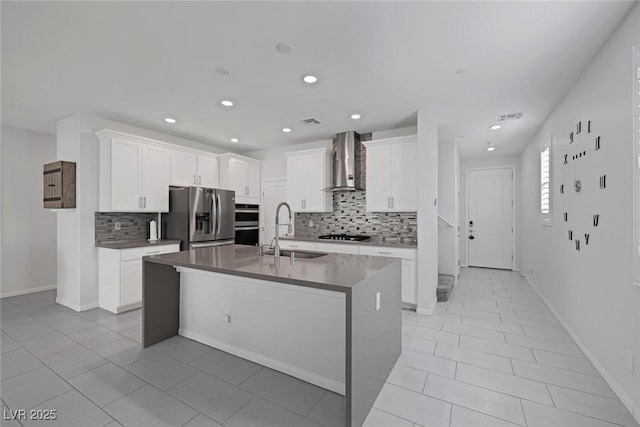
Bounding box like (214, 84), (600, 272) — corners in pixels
(416, 299), (437, 315)
(55, 297), (99, 312)
(523, 274), (639, 422)
(1, 284), (57, 299)
(180, 328), (345, 395)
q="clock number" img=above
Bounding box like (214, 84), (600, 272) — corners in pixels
(575, 240), (581, 251)
(585, 234), (590, 245)
(564, 154), (568, 165)
(588, 120), (591, 133)
(599, 175), (606, 189)
(576, 121), (582, 134)
(569, 132), (574, 143)
(595, 136), (601, 150)
(568, 230), (573, 240)
(560, 184), (564, 194)
(593, 214), (600, 227)
(564, 212), (568, 222)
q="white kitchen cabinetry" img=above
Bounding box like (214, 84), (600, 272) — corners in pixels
(170, 150), (219, 188)
(278, 239), (417, 305)
(218, 154), (261, 204)
(98, 244), (180, 313)
(97, 130), (171, 212)
(285, 148), (332, 212)
(363, 136), (417, 212)
(360, 245), (417, 305)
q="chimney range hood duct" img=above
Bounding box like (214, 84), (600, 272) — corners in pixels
(331, 131), (365, 192)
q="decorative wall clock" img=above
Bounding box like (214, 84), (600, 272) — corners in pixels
(559, 120), (604, 251)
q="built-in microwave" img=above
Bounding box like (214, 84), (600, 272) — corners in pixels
(235, 204), (259, 246)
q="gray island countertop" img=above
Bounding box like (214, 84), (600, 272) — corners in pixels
(144, 244), (399, 293)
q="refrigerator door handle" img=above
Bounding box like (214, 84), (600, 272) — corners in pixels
(216, 193), (221, 236)
(210, 192), (216, 236)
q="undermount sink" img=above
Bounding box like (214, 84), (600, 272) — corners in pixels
(261, 249), (328, 259)
(281, 250), (328, 259)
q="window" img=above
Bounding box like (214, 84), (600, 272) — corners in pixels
(634, 44), (640, 286)
(540, 136), (552, 225)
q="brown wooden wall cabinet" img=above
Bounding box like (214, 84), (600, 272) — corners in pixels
(43, 161), (76, 208)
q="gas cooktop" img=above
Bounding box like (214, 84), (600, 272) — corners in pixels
(318, 234), (371, 241)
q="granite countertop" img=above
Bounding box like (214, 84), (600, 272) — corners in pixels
(280, 235), (417, 249)
(95, 239), (182, 249)
(144, 244), (399, 292)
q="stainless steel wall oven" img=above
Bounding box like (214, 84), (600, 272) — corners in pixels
(235, 204), (259, 246)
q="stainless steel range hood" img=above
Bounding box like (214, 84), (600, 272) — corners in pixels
(331, 131), (365, 192)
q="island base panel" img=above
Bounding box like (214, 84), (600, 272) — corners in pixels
(143, 261), (180, 347)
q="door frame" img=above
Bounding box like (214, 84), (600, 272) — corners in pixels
(260, 177), (286, 245)
(464, 165), (517, 271)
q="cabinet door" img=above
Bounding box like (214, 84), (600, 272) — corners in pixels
(171, 150), (197, 186)
(141, 144), (170, 212)
(228, 159), (246, 195)
(111, 138), (141, 211)
(286, 155), (307, 211)
(401, 258), (416, 304)
(365, 145), (392, 212)
(391, 142), (418, 211)
(245, 162), (260, 198)
(305, 152), (325, 211)
(120, 259), (142, 307)
(197, 155), (218, 188)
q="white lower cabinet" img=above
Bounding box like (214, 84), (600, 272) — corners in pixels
(278, 240), (417, 304)
(98, 244), (180, 313)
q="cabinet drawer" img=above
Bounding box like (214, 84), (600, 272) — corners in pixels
(359, 245), (416, 260)
(315, 242), (360, 255)
(279, 240), (317, 251)
(120, 244), (180, 261)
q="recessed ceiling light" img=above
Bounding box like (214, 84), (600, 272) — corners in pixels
(230, 138), (239, 143)
(350, 113), (361, 120)
(215, 68), (230, 76)
(303, 75), (318, 84)
(487, 146), (496, 152)
(490, 125), (502, 130)
(282, 128), (292, 133)
(276, 42), (293, 54)
(164, 117), (177, 124)
(221, 100), (234, 107)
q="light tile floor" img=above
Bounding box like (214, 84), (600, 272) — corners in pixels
(0, 267), (637, 427)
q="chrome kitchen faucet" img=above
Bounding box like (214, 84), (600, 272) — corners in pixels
(274, 201), (293, 258)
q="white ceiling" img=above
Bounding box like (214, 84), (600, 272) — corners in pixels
(2, 1), (635, 158)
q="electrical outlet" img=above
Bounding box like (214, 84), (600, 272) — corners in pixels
(223, 310), (231, 323)
(627, 349), (635, 372)
(114, 221), (121, 231)
(375, 292), (381, 311)
(309, 220), (314, 227)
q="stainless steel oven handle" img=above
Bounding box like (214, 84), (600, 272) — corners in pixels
(235, 226), (259, 231)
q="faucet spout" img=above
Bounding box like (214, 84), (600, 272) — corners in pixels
(274, 202), (292, 258)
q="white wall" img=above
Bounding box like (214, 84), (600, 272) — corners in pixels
(519, 3), (640, 419)
(438, 139), (459, 277)
(1, 126), (57, 297)
(459, 155), (520, 268)
(416, 110), (439, 314)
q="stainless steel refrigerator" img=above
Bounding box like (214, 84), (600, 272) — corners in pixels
(163, 186), (235, 250)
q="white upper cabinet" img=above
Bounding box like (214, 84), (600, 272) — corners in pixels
(218, 153), (261, 204)
(97, 130), (170, 212)
(285, 148), (332, 212)
(170, 150), (218, 188)
(363, 136), (417, 212)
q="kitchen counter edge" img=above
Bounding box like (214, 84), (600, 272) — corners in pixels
(95, 239), (182, 249)
(280, 236), (417, 248)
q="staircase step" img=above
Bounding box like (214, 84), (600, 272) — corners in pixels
(437, 274), (454, 302)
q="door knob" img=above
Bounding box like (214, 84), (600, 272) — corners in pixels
(469, 235), (475, 240)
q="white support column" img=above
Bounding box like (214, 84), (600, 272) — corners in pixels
(416, 109), (439, 315)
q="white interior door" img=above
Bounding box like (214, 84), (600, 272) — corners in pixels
(467, 168), (513, 269)
(261, 179), (288, 245)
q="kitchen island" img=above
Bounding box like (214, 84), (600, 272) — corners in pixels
(142, 244), (401, 427)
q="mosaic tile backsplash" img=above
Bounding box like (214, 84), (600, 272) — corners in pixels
(95, 212), (159, 243)
(294, 191), (417, 243)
